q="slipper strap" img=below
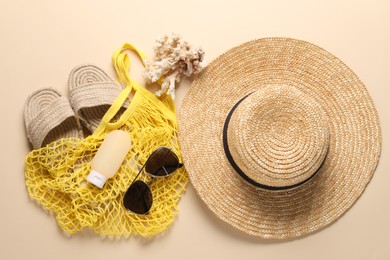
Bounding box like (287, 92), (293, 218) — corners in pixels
(69, 82), (128, 121)
(27, 96), (76, 148)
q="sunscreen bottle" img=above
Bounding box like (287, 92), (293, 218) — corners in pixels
(87, 130), (131, 188)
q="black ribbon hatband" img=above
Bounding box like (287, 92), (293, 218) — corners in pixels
(222, 93), (320, 191)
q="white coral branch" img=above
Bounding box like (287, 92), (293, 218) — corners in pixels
(144, 33), (206, 99)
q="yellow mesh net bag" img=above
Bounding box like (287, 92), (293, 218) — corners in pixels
(24, 43), (188, 237)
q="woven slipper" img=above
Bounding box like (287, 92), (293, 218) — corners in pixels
(24, 88), (83, 149)
(68, 65), (127, 133)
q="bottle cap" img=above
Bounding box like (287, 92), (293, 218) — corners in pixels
(87, 170), (108, 189)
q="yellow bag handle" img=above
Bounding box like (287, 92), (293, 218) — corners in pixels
(92, 44), (147, 136)
(93, 43), (177, 136)
(112, 43), (148, 89)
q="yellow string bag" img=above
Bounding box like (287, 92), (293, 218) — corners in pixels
(24, 43), (188, 237)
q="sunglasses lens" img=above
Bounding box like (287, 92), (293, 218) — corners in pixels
(123, 180), (152, 215)
(145, 147), (180, 177)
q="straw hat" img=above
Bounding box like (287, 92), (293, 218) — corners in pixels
(178, 38), (381, 239)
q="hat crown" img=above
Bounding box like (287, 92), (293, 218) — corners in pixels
(226, 85), (329, 189)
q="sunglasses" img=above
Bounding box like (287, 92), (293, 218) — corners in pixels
(123, 146), (183, 215)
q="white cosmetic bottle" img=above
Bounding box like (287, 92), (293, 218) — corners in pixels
(87, 130), (131, 188)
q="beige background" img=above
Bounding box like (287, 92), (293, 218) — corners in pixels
(1, 0), (389, 259)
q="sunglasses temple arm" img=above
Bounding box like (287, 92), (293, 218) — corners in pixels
(160, 163), (184, 176)
(128, 162), (147, 187)
(161, 166), (170, 176)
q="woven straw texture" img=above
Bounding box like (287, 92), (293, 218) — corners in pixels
(227, 86), (330, 188)
(178, 38), (381, 239)
(24, 45), (188, 237)
(68, 64), (128, 133)
(24, 88), (83, 149)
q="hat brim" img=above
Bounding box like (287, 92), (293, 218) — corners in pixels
(178, 38), (381, 239)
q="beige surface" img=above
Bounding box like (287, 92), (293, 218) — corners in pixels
(0, 0), (389, 259)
